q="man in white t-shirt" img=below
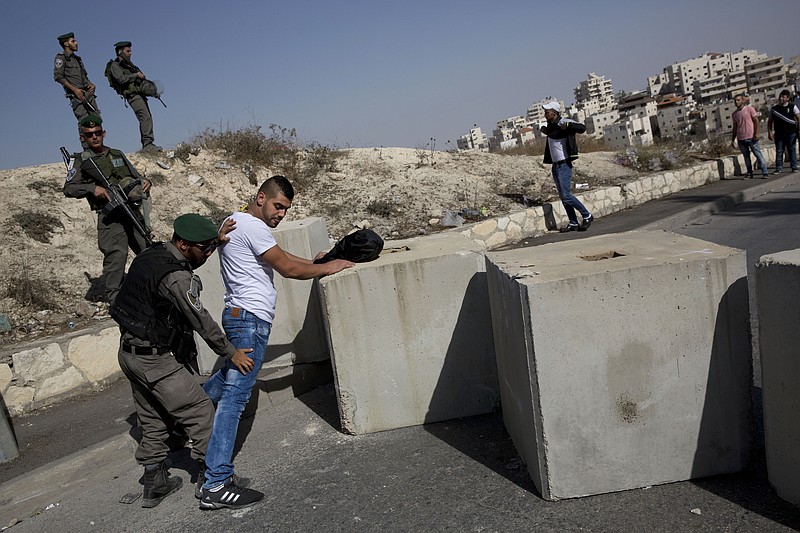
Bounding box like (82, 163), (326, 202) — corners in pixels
(198, 176), (354, 510)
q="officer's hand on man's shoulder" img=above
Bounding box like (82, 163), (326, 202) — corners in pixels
(218, 217), (237, 244)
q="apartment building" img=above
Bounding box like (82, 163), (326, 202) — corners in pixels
(585, 110), (620, 138)
(649, 49), (766, 97)
(574, 73), (616, 114)
(656, 95), (695, 138)
(603, 116), (653, 151)
(525, 98), (565, 124)
(745, 56), (796, 96)
(618, 91), (657, 119)
(704, 100), (737, 135)
(457, 125), (488, 152)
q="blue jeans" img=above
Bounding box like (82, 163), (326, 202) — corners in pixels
(551, 160), (590, 224)
(202, 307), (271, 488)
(737, 138), (768, 176)
(774, 132), (798, 172)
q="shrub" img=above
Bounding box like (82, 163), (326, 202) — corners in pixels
(12, 211), (64, 243)
(2, 260), (60, 310)
(615, 141), (690, 172)
(191, 123), (341, 191)
(366, 199), (396, 218)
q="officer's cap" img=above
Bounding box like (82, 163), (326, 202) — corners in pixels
(114, 41), (132, 50)
(79, 114), (103, 128)
(173, 214), (218, 243)
(58, 32), (74, 43)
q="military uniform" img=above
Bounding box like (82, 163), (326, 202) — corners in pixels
(106, 42), (158, 151)
(63, 143), (151, 304)
(111, 217), (237, 507)
(54, 33), (100, 144)
(114, 241), (236, 467)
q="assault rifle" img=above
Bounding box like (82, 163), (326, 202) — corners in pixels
(60, 146), (153, 247)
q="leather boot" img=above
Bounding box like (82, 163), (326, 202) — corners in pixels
(142, 462), (183, 508)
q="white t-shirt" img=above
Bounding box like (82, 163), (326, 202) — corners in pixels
(219, 211), (278, 323)
(546, 118), (570, 163)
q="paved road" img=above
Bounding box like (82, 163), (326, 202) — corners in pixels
(2, 173), (800, 531)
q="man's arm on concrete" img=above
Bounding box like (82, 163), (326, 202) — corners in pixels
(261, 245), (353, 280)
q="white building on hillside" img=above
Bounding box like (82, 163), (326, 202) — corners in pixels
(526, 98), (565, 124)
(603, 116), (653, 150)
(585, 110), (619, 138)
(574, 73), (616, 114)
(457, 125), (488, 152)
(656, 95), (695, 138)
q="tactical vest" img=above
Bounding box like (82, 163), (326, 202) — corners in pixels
(110, 243), (194, 348)
(78, 148), (140, 211)
(104, 57), (142, 98)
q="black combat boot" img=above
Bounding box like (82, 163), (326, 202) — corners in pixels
(142, 462), (183, 508)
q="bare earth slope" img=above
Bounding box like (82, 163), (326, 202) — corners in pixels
(0, 147), (638, 349)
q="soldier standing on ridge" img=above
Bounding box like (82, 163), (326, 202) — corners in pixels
(63, 115), (152, 305)
(54, 32), (100, 148)
(106, 41), (162, 153)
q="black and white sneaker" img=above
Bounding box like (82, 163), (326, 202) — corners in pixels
(578, 214), (593, 231)
(199, 480), (263, 510)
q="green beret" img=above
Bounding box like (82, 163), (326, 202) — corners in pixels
(114, 41), (132, 49)
(173, 214), (218, 243)
(79, 114), (103, 127)
(58, 32), (74, 43)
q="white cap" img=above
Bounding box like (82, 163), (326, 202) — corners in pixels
(542, 101), (560, 112)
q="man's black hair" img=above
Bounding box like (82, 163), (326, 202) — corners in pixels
(259, 175), (294, 201)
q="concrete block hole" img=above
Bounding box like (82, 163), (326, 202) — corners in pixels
(581, 251), (626, 261)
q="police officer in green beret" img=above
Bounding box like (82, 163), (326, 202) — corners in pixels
(54, 32), (100, 148)
(63, 114), (153, 305)
(105, 40), (162, 153)
(111, 214), (254, 508)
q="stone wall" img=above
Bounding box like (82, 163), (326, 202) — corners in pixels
(1, 323), (121, 416)
(457, 147), (773, 250)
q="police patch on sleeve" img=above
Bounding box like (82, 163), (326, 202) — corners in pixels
(55, 58), (63, 68)
(65, 156), (76, 181)
(186, 274), (203, 311)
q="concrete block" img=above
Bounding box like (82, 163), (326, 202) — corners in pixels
(319, 233), (498, 435)
(67, 327), (120, 383)
(12, 343), (65, 382)
(486, 230), (752, 500)
(756, 248), (800, 506)
(195, 217), (332, 374)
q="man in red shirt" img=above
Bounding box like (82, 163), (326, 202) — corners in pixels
(731, 94), (769, 179)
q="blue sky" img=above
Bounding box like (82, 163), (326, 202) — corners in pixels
(0, 0), (797, 169)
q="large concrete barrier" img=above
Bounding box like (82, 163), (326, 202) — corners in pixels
(318, 233), (499, 435)
(485, 230), (753, 500)
(195, 217), (332, 374)
(756, 248), (800, 507)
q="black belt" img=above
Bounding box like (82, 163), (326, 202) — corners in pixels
(121, 342), (169, 356)
(553, 159), (570, 166)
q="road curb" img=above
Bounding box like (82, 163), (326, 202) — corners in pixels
(640, 173), (800, 232)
